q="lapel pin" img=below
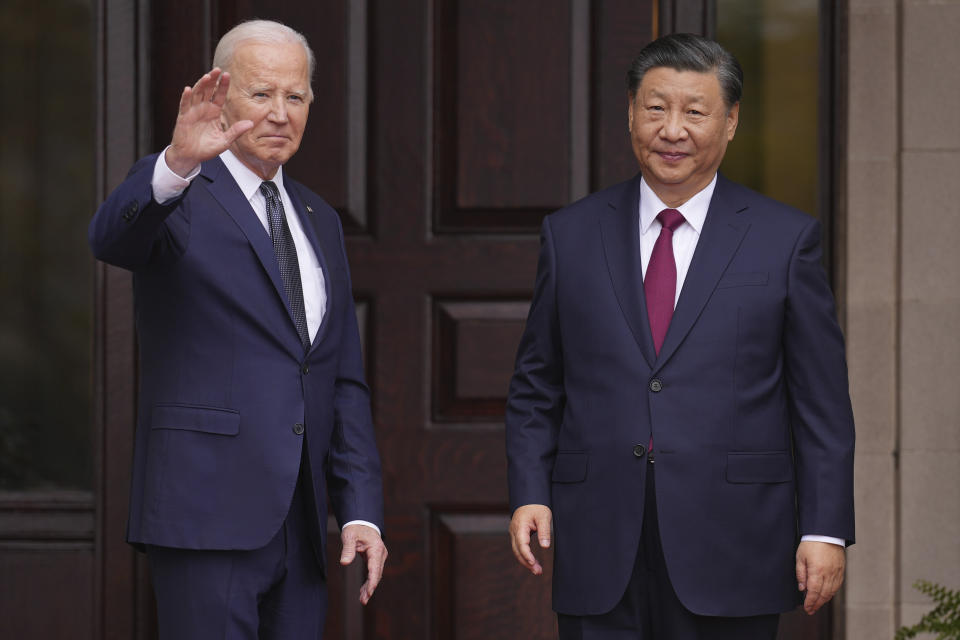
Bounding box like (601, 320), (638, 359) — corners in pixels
(306, 204), (314, 213)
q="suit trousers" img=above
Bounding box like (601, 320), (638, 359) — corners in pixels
(147, 452), (327, 640)
(557, 461), (780, 640)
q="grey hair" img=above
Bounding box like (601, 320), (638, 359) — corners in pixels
(212, 20), (316, 100)
(626, 33), (743, 109)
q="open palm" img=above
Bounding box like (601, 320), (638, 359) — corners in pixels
(166, 68), (253, 177)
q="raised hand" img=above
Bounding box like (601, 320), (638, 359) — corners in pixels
(165, 68), (254, 177)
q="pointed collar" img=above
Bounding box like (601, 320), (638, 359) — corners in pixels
(639, 174), (717, 236)
(219, 149), (287, 202)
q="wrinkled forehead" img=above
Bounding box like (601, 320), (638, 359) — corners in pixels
(230, 40), (310, 83)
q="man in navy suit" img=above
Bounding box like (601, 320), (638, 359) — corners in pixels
(506, 33), (854, 639)
(90, 20), (386, 639)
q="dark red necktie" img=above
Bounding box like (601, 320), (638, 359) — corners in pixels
(644, 208), (685, 355)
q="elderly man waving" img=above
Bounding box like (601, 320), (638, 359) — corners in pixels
(90, 19), (386, 640)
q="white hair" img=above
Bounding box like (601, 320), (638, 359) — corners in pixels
(212, 20), (315, 99)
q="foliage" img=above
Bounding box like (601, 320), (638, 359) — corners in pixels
(895, 580), (960, 640)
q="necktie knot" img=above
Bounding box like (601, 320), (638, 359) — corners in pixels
(657, 208), (685, 233)
(260, 180), (280, 201)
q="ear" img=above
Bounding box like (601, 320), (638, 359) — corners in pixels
(220, 101), (232, 131)
(726, 102), (740, 141)
(627, 92), (636, 132)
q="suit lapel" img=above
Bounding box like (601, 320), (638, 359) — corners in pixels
(600, 175), (657, 369)
(654, 175), (750, 370)
(286, 179), (334, 352)
(199, 158), (303, 354)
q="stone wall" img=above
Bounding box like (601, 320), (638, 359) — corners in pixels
(844, 1), (960, 638)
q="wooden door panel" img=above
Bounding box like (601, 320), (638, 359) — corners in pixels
(435, 0), (573, 231)
(433, 299), (529, 421)
(0, 547), (95, 639)
(592, 0), (656, 188)
(432, 511), (556, 639)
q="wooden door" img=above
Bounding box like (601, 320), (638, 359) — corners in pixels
(338, 3), (653, 637)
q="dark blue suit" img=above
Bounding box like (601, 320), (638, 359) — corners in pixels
(90, 154), (383, 632)
(506, 174), (854, 620)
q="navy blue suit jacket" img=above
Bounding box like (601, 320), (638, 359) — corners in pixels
(90, 154), (384, 570)
(506, 174), (855, 617)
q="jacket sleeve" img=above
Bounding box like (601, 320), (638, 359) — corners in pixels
(505, 215), (566, 512)
(88, 153), (188, 270)
(325, 213), (385, 532)
(783, 217), (856, 545)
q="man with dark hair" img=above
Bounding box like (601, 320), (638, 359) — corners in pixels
(506, 32), (854, 639)
(90, 19), (386, 640)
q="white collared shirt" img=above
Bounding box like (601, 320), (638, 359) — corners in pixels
(638, 174), (716, 307)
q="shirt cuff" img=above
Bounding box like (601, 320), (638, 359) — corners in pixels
(800, 534), (846, 548)
(342, 520), (381, 536)
(152, 146), (200, 204)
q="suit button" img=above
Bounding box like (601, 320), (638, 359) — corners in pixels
(122, 201), (139, 221)
(649, 378), (663, 392)
(301, 364), (309, 375)
(633, 444), (646, 458)
(293, 423), (305, 435)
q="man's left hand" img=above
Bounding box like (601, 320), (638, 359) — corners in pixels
(796, 540), (845, 615)
(340, 524), (388, 605)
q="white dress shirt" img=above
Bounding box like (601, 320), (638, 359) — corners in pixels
(150, 149), (380, 537)
(637, 175), (843, 549)
(638, 174), (715, 303)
